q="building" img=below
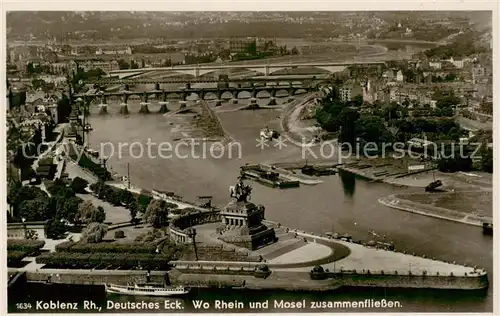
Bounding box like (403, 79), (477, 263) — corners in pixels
(429, 61), (442, 69)
(95, 46), (132, 56)
(80, 60), (120, 73)
(229, 37), (257, 54)
(396, 70), (404, 82)
(339, 83), (363, 102)
(49, 62), (69, 75)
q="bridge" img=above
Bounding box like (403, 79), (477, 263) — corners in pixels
(95, 75), (329, 86)
(75, 83), (315, 114)
(108, 61), (386, 78)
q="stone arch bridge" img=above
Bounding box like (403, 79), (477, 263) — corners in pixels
(76, 83), (316, 114)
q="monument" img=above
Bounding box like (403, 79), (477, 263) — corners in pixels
(217, 177), (277, 250)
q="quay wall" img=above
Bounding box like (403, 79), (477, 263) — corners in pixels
(169, 268), (488, 291)
(18, 266), (488, 291)
(22, 270), (165, 286)
(334, 272), (489, 290)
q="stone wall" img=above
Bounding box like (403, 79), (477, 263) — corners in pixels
(334, 272), (489, 290)
(169, 210), (220, 244)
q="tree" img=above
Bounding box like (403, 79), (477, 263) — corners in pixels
(352, 95), (363, 107)
(70, 177), (89, 194)
(118, 189), (134, 206)
(7, 181), (22, 206)
(57, 196), (82, 222)
(291, 47), (299, 55)
(137, 193), (152, 213)
(31, 78), (47, 91)
(315, 98), (345, 133)
(57, 94), (72, 123)
(12, 185), (47, 208)
(143, 199), (169, 228)
(355, 115), (393, 144)
(81, 222), (108, 243)
(95, 206), (106, 223)
(117, 59), (129, 70)
(436, 95), (460, 109)
(106, 189), (122, 206)
(76, 200), (97, 224)
(480, 147), (493, 173)
(46, 219), (67, 239)
(338, 107), (360, 146)
(18, 198), (52, 221)
(129, 201), (139, 224)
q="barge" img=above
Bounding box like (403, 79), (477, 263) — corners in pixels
(482, 222), (493, 235)
(240, 168), (299, 188)
(301, 165), (337, 176)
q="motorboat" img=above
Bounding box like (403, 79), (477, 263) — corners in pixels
(105, 283), (190, 297)
(260, 127), (279, 141)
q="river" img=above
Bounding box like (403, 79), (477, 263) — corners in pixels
(9, 97), (492, 312)
(83, 100), (496, 310)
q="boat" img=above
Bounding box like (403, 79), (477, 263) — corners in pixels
(259, 127), (279, 141)
(425, 180), (442, 192)
(482, 222), (493, 235)
(105, 283), (190, 297)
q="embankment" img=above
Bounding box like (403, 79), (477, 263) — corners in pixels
(378, 195), (489, 227)
(169, 267), (488, 291)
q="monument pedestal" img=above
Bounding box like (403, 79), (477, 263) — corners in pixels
(218, 200), (276, 250)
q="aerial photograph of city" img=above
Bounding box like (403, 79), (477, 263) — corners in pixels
(4, 9), (494, 313)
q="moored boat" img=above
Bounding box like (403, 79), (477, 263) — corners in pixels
(105, 283), (190, 297)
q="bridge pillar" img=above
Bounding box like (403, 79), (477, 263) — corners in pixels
(288, 88), (295, 97)
(251, 89), (257, 98)
(268, 97), (277, 106)
(179, 101), (187, 109)
(194, 67), (200, 77)
(265, 65), (270, 76)
(99, 100), (108, 115)
(158, 101), (169, 113)
(200, 91), (205, 100)
(120, 102), (129, 115)
(185, 82), (191, 90)
(139, 102), (150, 114)
(125, 84), (130, 91)
(155, 83), (160, 91)
(181, 91), (188, 101)
(270, 89), (277, 98)
(121, 93), (129, 104)
(99, 104), (108, 115)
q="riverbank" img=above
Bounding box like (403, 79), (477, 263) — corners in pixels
(378, 193), (492, 228)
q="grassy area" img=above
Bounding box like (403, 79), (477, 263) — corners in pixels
(398, 191), (492, 218)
